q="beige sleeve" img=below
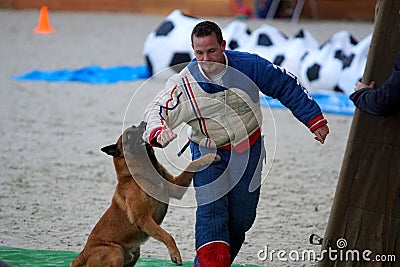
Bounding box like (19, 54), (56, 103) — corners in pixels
(142, 78), (187, 144)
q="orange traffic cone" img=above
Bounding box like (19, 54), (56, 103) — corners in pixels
(34, 6), (55, 34)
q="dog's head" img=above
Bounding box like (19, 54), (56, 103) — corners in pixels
(101, 121), (147, 158)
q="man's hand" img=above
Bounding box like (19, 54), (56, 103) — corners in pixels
(157, 127), (177, 147)
(354, 81), (375, 92)
(313, 124), (329, 144)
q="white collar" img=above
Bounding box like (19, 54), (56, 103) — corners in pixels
(197, 53), (228, 83)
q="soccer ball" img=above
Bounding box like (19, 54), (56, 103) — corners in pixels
(238, 24), (287, 63)
(222, 20), (252, 50)
(276, 29), (319, 78)
(299, 30), (358, 92)
(143, 10), (200, 79)
(337, 34), (371, 95)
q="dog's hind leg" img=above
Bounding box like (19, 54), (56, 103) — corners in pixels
(124, 247), (140, 267)
(70, 252), (85, 267)
(86, 244), (124, 267)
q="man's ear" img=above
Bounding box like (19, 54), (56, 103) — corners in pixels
(101, 144), (121, 157)
(221, 39), (226, 52)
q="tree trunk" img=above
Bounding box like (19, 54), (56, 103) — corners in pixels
(318, 0), (400, 266)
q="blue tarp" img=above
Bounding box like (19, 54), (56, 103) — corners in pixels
(13, 65), (151, 84)
(260, 92), (355, 116)
(12, 65), (354, 115)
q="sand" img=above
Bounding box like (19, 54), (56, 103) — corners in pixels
(0, 9), (373, 266)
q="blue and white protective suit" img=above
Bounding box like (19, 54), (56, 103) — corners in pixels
(143, 50), (328, 265)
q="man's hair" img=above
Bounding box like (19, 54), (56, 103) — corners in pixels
(191, 21), (223, 44)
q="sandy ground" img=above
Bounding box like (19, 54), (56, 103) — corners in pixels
(0, 9), (373, 266)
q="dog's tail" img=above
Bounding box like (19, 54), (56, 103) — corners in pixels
(70, 252), (85, 267)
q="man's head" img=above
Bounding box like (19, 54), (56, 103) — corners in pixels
(191, 21), (226, 75)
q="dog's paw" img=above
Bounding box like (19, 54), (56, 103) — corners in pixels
(188, 153), (220, 172)
(199, 153), (220, 165)
(170, 253), (182, 266)
(213, 154), (221, 163)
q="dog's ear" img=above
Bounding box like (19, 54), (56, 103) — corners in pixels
(138, 121), (147, 128)
(101, 144), (121, 157)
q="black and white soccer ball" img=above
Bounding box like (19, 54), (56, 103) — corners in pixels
(238, 24), (287, 63)
(299, 30), (358, 93)
(337, 34), (371, 95)
(222, 20), (252, 51)
(275, 29), (319, 78)
(143, 10), (200, 79)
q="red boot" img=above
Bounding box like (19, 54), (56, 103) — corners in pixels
(196, 241), (231, 267)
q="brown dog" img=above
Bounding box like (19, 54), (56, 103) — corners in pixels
(70, 121), (219, 267)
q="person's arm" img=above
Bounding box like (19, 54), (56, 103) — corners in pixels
(255, 56), (329, 143)
(350, 54), (400, 116)
(312, 124), (329, 144)
(143, 79), (185, 147)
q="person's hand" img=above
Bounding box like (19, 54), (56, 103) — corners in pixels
(157, 126), (177, 147)
(313, 124), (329, 144)
(354, 81), (375, 92)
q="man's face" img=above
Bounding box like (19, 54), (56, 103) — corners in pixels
(192, 32), (226, 75)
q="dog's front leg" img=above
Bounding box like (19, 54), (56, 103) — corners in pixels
(168, 153), (220, 199)
(138, 215), (182, 265)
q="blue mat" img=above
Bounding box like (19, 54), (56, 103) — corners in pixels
(13, 65), (354, 115)
(13, 65), (150, 84)
(261, 92), (355, 116)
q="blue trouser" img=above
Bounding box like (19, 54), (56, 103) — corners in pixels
(190, 137), (264, 261)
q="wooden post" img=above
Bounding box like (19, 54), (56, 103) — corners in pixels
(318, 0), (400, 266)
